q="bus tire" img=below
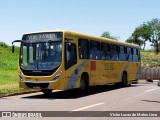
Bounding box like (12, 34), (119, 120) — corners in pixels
(158, 81), (160, 86)
(41, 89), (52, 95)
(79, 77), (87, 93)
(121, 72), (128, 87)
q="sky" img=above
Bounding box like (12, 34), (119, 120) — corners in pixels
(0, 0), (160, 49)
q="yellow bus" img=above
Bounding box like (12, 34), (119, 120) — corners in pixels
(12, 30), (141, 94)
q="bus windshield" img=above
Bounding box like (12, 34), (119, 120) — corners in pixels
(20, 41), (62, 71)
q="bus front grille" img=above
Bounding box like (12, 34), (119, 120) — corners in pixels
(25, 82), (49, 89)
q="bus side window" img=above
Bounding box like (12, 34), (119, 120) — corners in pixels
(133, 48), (139, 62)
(101, 43), (110, 60)
(65, 42), (77, 70)
(90, 40), (100, 60)
(119, 46), (126, 61)
(106, 44), (110, 60)
(110, 44), (118, 61)
(116, 46), (119, 60)
(127, 47), (133, 61)
(78, 38), (89, 59)
(101, 42), (106, 60)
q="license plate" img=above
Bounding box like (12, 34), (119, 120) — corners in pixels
(33, 86), (41, 89)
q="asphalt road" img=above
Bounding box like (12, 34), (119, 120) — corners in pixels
(1, 82), (160, 120)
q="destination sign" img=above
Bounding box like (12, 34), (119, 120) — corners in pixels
(22, 32), (62, 41)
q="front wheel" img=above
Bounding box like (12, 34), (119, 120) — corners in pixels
(41, 89), (52, 95)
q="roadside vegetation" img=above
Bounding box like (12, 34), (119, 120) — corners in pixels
(141, 50), (160, 68)
(125, 18), (160, 53)
(0, 43), (19, 86)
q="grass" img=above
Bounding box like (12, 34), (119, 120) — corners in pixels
(0, 88), (39, 98)
(141, 50), (160, 68)
(0, 70), (18, 85)
(0, 88), (29, 95)
(0, 46), (19, 86)
(0, 45), (31, 96)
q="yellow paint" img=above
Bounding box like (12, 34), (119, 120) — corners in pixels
(17, 30), (141, 90)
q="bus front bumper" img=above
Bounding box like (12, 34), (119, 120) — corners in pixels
(19, 81), (63, 90)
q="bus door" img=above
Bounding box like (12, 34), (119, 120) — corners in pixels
(64, 38), (78, 90)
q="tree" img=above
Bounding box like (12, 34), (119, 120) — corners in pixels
(0, 42), (8, 48)
(126, 18), (160, 52)
(131, 23), (152, 50)
(101, 31), (119, 40)
(126, 36), (143, 48)
(148, 18), (160, 52)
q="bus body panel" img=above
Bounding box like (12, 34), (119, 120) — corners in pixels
(16, 30), (141, 91)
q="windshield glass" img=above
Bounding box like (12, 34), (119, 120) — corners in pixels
(21, 42), (62, 70)
(20, 32), (62, 71)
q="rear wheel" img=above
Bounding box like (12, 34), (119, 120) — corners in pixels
(79, 77), (88, 93)
(121, 72), (128, 87)
(41, 89), (52, 95)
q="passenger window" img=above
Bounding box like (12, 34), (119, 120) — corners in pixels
(119, 46), (126, 61)
(65, 42), (77, 70)
(101, 43), (111, 60)
(110, 44), (118, 61)
(101, 43), (106, 60)
(106, 44), (110, 60)
(78, 38), (89, 59)
(133, 48), (139, 62)
(127, 47), (133, 61)
(90, 40), (100, 60)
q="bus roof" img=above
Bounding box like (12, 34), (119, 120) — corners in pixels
(24, 29), (140, 49)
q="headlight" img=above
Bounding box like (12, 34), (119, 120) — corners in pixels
(53, 71), (62, 81)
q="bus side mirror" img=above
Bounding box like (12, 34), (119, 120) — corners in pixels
(12, 45), (15, 53)
(11, 40), (22, 53)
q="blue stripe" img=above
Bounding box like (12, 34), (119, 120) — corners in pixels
(66, 61), (87, 89)
(119, 63), (129, 82)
